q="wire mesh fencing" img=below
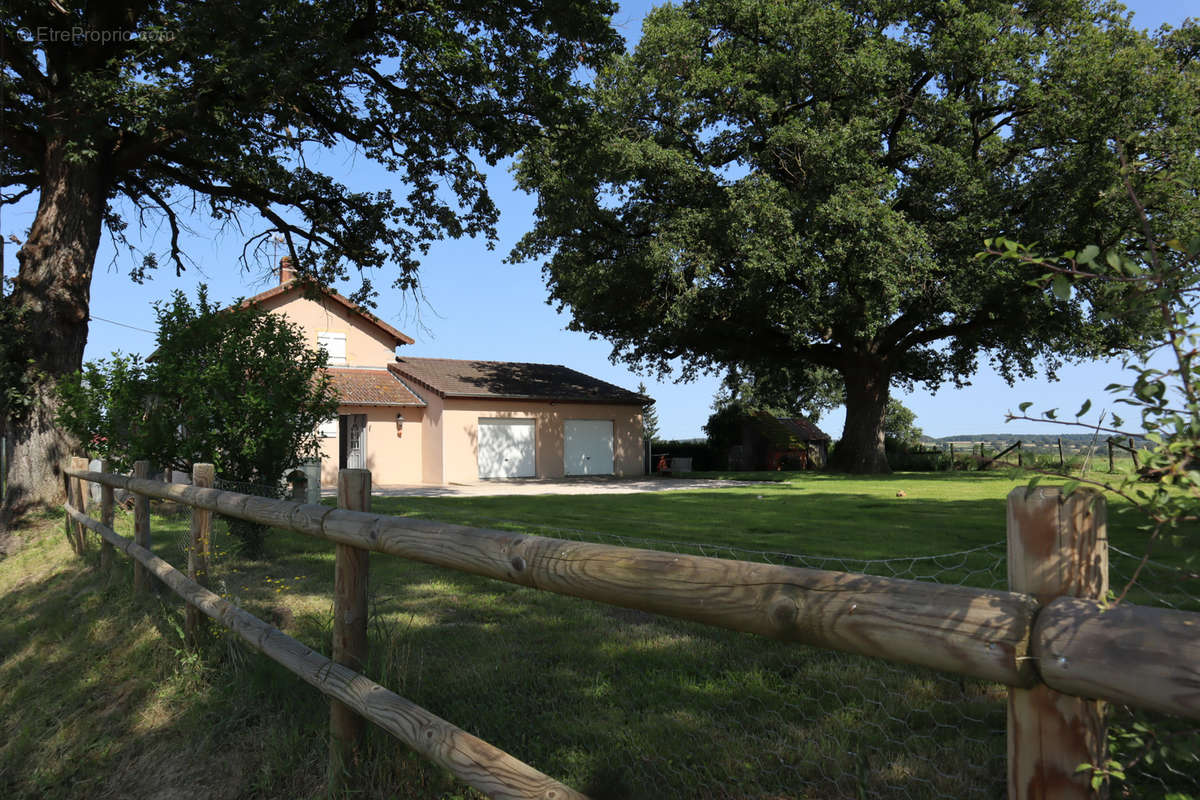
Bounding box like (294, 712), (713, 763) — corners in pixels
(1105, 546), (1200, 798)
(359, 521), (1014, 800)
(83, 474), (1199, 800)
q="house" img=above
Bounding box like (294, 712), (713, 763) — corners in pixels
(727, 411), (831, 471)
(247, 260), (650, 487)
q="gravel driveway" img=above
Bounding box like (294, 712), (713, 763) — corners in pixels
(358, 476), (762, 497)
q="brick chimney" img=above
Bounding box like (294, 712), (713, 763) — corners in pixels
(279, 255), (297, 284)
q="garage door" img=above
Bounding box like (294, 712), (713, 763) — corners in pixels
(564, 419), (614, 476)
(477, 418), (536, 478)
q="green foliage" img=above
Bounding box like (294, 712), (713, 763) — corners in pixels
(884, 400), (923, 449)
(3, 0), (622, 511)
(637, 382), (660, 442)
(3, 0), (621, 296)
(713, 364), (844, 422)
(989, 165), (1200, 795)
(886, 448), (949, 472)
(55, 354), (153, 465)
(882, 398), (937, 469)
(0, 290), (37, 429)
(703, 403), (746, 456)
(651, 439), (723, 471)
(513, 0), (1200, 471)
(56, 286), (339, 554)
(705, 365), (842, 457)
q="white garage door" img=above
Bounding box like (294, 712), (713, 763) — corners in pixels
(477, 418), (536, 478)
(564, 419), (614, 476)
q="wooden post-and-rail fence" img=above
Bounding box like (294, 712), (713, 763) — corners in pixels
(61, 464), (1200, 800)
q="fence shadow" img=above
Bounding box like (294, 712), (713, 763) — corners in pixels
(0, 544), (327, 800)
(42, 467), (1200, 800)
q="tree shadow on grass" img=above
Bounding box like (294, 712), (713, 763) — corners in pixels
(5, 482), (1166, 800)
(348, 558), (1011, 800)
(0, 529), (331, 800)
(73, 514), (1018, 800)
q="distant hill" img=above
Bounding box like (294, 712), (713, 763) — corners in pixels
(923, 433), (1143, 445)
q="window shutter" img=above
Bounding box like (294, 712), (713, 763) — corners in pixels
(317, 332), (347, 365)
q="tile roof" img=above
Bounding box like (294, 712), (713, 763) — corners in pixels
(776, 416), (831, 441)
(755, 410), (830, 442)
(390, 357), (650, 405)
(244, 280), (414, 346)
(327, 367), (426, 407)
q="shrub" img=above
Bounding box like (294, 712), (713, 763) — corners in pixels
(652, 439), (724, 471)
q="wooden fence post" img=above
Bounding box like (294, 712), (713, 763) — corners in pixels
(330, 468), (370, 793)
(133, 460), (151, 595)
(1017, 441), (1023, 468)
(63, 458), (77, 554)
(186, 463), (215, 644)
(99, 459), (114, 571)
(1108, 440), (1114, 473)
(70, 455), (89, 554)
(1007, 487), (1108, 799)
(1129, 437), (1139, 470)
(1058, 437), (1065, 469)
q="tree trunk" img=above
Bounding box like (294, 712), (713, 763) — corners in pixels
(829, 362), (891, 474)
(2, 141), (105, 520)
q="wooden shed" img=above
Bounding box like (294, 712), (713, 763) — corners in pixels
(726, 411), (831, 471)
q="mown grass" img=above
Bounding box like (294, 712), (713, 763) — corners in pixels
(0, 471), (1195, 799)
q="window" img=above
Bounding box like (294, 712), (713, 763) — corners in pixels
(318, 418), (338, 438)
(317, 331), (346, 365)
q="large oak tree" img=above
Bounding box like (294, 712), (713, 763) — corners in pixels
(513, 0), (1200, 472)
(0, 0), (618, 515)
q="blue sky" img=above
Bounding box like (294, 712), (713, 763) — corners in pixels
(2, 1), (1192, 441)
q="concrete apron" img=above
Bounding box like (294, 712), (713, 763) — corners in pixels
(323, 476), (764, 498)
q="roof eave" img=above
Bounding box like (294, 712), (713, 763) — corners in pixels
(336, 401), (427, 408)
(441, 391), (644, 405)
(245, 280), (414, 346)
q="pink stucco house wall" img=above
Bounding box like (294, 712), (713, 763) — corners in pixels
(248, 262), (650, 487)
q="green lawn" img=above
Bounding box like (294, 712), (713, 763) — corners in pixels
(0, 471), (1194, 799)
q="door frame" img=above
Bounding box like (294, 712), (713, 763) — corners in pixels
(563, 418), (615, 476)
(338, 413), (368, 470)
(477, 417), (537, 479)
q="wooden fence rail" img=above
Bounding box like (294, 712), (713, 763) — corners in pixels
(62, 501), (584, 800)
(65, 466), (1040, 685)
(62, 465), (1200, 800)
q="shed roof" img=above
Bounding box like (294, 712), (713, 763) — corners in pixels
(389, 357), (650, 405)
(754, 410), (831, 442)
(327, 367), (425, 407)
(774, 415), (831, 442)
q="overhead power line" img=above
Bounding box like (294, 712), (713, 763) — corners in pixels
(88, 315), (156, 334)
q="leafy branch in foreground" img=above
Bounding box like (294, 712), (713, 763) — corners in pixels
(983, 161), (1200, 796)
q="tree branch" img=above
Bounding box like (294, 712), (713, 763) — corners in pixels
(893, 315), (990, 353)
(884, 71), (934, 158)
(112, 128), (184, 174)
(0, 183), (38, 206)
(1004, 413), (1141, 440)
(0, 120), (44, 162)
(123, 178), (186, 276)
(0, 28), (49, 98)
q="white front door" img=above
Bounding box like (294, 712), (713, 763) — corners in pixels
(564, 420), (614, 476)
(339, 414), (367, 470)
(477, 418), (536, 478)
